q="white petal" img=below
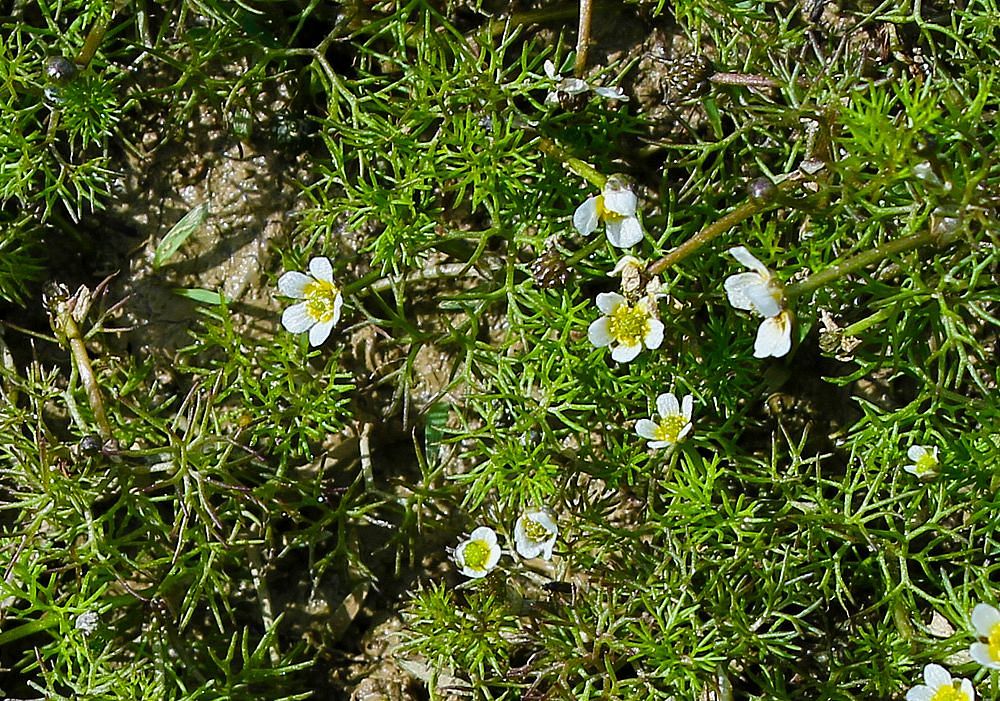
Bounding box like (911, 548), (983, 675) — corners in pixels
(594, 86), (628, 101)
(561, 78), (590, 95)
(647, 440), (670, 450)
(538, 539), (555, 560)
(611, 255), (644, 276)
(469, 526), (498, 546)
(606, 216), (644, 248)
(309, 256), (334, 282)
(635, 419), (659, 440)
(308, 319), (334, 346)
(277, 271), (311, 298)
(972, 603), (1000, 638)
(753, 313), (792, 358)
(596, 292), (625, 314)
(923, 664), (951, 689)
(281, 302), (313, 334)
(611, 341), (641, 363)
(908, 445), (928, 461)
(515, 535), (543, 559)
(657, 393), (680, 418)
(544, 59), (557, 79)
(602, 183), (637, 216)
(643, 318), (664, 350)
(332, 293), (344, 325)
(744, 282), (783, 319)
(588, 317), (612, 347)
(483, 542), (501, 570)
(573, 197), (600, 235)
(903, 464), (919, 475)
(681, 394), (694, 420)
(724, 272), (768, 312)
(971, 642), (1000, 669)
(545, 91), (560, 105)
(728, 246), (770, 276)
(959, 678), (975, 700)
(677, 423), (693, 440)
(906, 687), (933, 701)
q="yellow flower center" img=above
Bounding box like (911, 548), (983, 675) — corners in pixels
(462, 539), (492, 572)
(930, 684), (968, 701)
(608, 303), (651, 348)
(988, 621), (1000, 662)
(523, 518), (550, 542)
(653, 414), (688, 445)
(302, 279), (340, 323)
(915, 451), (938, 476)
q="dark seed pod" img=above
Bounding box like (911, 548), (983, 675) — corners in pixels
(747, 177), (777, 202)
(78, 434), (103, 456)
(530, 246), (571, 289)
(45, 56), (79, 86)
(662, 53), (715, 101)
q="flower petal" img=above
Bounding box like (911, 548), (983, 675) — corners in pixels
(635, 419), (659, 440)
(657, 393), (679, 418)
(971, 642), (1000, 669)
(596, 292), (625, 314)
(588, 317), (612, 347)
(644, 318), (664, 350)
(332, 293), (344, 326)
(743, 282), (783, 319)
(281, 302), (313, 334)
(309, 256), (334, 282)
(724, 272), (767, 312)
(959, 678), (975, 700)
(905, 686), (933, 701)
(728, 246), (770, 276)
(681, 394), (694, 420)
(561, 77), (590, 95)
(602, 182), (637, 216)
(923, 664), (951, 689)
(611, 341), (642, 363)
(972, 603), (1000, 638)
(573, 197), (600, 235)
(469, 526), (498, 545)
(606, 216), (644, 248)
(544, 59), (557, 79)
(594, 86), (629, 101)
(907, 445), (927, 461)
(278, 271), (311, 298)
(308, 318), (334, 346)
(753, 313), (792, 358)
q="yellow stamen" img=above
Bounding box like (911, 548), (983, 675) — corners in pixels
(988, 621), (1000, 662)
(462, 540), (491, 572)
(608, 303), (651, 348)
(653, 414), (688, 445)
(302, 279), (340, 323)
(915, 451), (938, 476)
(523, 518), (550, 542)
(929, 684), (968, 701)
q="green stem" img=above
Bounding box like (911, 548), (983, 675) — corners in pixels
(647, 170), (814, 276)
(54, 304), (113, 441)
(784, 226), (963, 301)
(536, 136), (606, 189)
(566, 235), (606, 267)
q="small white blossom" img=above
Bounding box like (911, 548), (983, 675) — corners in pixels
(724, 246), (792, 358)
(277, 256), (344, 346)
(905, 663), (974, 701)
(454, 526), (502, 579)
(971, 603), (1000, 669)
(588, 292), (663, 363)
(903, 444), (939, 478)
(74, 611), (99, 635)
(543, 60), (629, 106)
(514, 508), (558, 560)
(636, 392), (694, 449)
(573, 176), (644, 248)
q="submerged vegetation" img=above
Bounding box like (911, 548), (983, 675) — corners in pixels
(0, 1), (998, 699)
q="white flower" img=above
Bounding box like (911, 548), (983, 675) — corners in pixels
(588, 292), (663, 363)
(636, 392), (694, 449)
(573, 176), (644, 248)
(514, 508), (558, 560)
(543, 60), (629, 106)
(970, 603), (1000, 669)
(903, 444), (939, 478)
(277, 256), (344, 346)
(724, 246), (792, 358)
(454, 526), (502, 579)
(905, 663), (974, 701)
